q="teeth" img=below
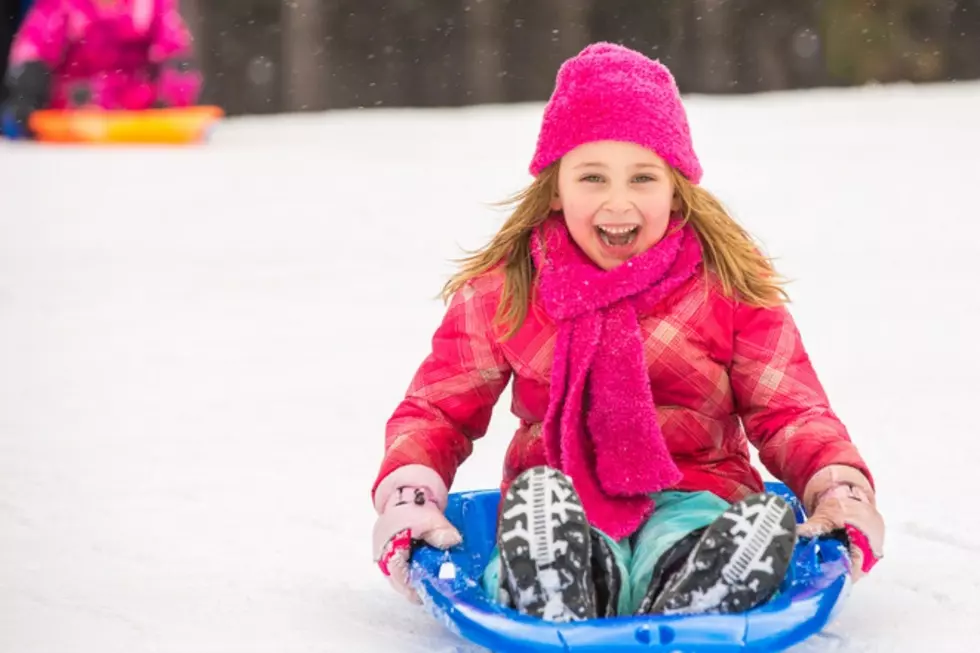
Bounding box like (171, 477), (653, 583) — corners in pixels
(597, 225), (639, 235)
(598, 228), (638, 248)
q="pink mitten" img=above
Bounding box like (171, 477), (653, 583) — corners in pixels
(798, 465), (884, 581)
(372, 465), (462, 603)
(155, 59), (203, 108)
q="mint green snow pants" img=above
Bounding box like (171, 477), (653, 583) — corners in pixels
(482, 490), (730, 615)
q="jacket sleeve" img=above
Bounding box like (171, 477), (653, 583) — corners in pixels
(730, 300), (873, 501)
(8, 0), (67, 68)
(372, 275), (513, 502)
(148, 0), (202, 107)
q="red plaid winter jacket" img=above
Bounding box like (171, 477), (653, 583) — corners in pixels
(372, 267), (871, 509)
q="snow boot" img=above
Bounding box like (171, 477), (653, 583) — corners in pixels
(497, 466), (597, 622)
(641, 492), (798, 616)
(589, 529), (624, 617)
(634, 526), (706, 615)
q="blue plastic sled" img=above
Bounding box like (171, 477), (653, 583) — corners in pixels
(410, 482), (852, 652)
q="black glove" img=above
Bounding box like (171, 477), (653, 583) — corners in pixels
(1, 60), (52, 138)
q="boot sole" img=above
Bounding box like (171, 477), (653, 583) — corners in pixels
(497, 466), (596, 622)
(650, 492), (797, 615)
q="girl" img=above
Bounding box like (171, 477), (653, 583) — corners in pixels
(1, 0), (201, 137)
(371, 42), (885, 621)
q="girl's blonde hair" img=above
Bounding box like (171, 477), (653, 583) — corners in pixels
(442, 164), (788, 339)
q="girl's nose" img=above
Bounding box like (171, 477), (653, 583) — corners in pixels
(602, 188), (633, 215)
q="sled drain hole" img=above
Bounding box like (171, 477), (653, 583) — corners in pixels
(634, 624), (675, 646)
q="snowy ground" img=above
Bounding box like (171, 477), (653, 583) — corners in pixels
(1, 80), (979, 653)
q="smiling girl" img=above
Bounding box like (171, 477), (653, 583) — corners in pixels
(370, 42), (884, 622)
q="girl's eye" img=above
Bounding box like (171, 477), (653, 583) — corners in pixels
(633, 175), (656, 183)
(580, 174), (604, 183)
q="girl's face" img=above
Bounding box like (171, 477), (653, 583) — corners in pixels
(552, 140), (680, 271)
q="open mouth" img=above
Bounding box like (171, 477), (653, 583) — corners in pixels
(596, 225), (640, 247)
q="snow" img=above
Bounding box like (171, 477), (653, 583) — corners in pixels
(1, 80), (979, 652)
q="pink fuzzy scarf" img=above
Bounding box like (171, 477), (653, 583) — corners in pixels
(531, 215), (703, 539)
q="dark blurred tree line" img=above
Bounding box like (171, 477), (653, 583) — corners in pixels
(3, 0), (978, 113)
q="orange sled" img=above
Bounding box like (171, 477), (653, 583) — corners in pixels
(28, 106), (224, 144)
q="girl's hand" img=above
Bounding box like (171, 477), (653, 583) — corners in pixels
(798, 465), (884, 581)
(372, 466), (462, 603)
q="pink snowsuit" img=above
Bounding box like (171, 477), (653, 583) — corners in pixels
(9, 0), (201, 110)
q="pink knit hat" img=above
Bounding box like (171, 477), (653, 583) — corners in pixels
(529, 42), (702, 184)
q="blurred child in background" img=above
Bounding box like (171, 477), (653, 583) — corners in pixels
(1, 0), (202, 137)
